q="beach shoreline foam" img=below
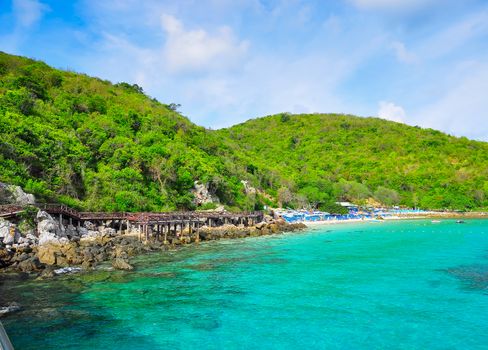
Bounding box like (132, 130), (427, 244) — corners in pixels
(300, 212), (488, 227)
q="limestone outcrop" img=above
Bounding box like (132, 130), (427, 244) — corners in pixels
(0, 218), (20, 245)
(0, 182), (35, 205)
(36, 211), (67, 245)
(191, 181), (218, 205)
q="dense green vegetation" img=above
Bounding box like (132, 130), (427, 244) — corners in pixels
(1, 52), (487, 212)
(0, 52), (258, 211)
(217, 113), (488, 210)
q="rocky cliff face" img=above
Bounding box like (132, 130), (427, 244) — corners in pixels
(191, 181), (219, 206)
(0, 183), (35, 205)
(36, 211), (67, 245)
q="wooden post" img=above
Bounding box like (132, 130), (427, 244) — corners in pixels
(195, 221), (200, 243)
(59, 213), (63, 226)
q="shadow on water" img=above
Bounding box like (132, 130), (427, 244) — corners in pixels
(445, 264), (488, 294)
(0, 271), (168, 350)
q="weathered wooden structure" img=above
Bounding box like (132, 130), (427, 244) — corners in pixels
(0, 204), (264, 242)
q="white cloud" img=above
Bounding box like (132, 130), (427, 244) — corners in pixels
(74, 4), (386, 129)
(390, 41), (417, 63)
(160, 14), (249, 73)
(419, 10), (488, 61)
(13, 0), (49, 28)
(349, 0), (439, 12)
(378, 101), (406, 123)
(44, 0), (487, 141)
(414, 63), (488, 141)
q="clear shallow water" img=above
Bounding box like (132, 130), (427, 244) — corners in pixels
(2, 219), (488, 349)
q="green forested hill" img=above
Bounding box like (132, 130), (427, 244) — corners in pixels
(1, 52), (487, 211)
(217, 113), (488, 210)
(0, 52), (255, 211)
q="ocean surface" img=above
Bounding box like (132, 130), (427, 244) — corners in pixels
(2, 219), (488, 349)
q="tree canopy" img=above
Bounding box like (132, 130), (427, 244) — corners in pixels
(1, 52), (487, 211)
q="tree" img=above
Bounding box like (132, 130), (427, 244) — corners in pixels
(277, 187), (293, 208)
(298, 185), (329, 208)
(334, 179), (371, 203)
(374, 186), (400, 206)
(167, 103), (181, 112)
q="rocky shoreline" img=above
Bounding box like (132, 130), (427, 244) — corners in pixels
(0, 209), (306, 279)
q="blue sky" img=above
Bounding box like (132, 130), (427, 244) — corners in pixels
(1, 0), (488, 140)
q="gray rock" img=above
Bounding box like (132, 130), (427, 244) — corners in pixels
(0, 302), (21, 317)
(84, 221), (96, 230)
(10, 186), (35, 205)
(18, 236), (31, 245)
(191, 181), (219, 205)
(54, 266), (81, 275)
(0, 182), (35, 205)
(81, 230), (101, 239)
(37, 211), (65, 245)
(0, 218), (20, 245)
(25, 233), (39, 243)
(99, 227), (116, 237)
(36, 210), (54, 222)
(65, 224), (78, 238)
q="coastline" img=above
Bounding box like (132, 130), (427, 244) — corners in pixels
(2, 209), (487, 279)
(0, 216), (307, 280)
(300, 211), (488, 227)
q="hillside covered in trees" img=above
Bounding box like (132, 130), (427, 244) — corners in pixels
(1, 51), (487, 212)
(0, 52), (257, 211)
(217, 114), (488, 211)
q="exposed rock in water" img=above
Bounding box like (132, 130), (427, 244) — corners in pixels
(0, 182), (35, 205)
(0, 198), (306, 277)
(0, 302), (21, 317)
(112, 258), (134, 271)
(54, 266), (82, 275)
(18, 257), (43, 272)
(38, 266), (56, 279)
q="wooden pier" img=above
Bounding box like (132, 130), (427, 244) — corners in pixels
(0, 204), (264, 242)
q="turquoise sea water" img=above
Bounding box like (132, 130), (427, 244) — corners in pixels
(2, 219), (488, 349)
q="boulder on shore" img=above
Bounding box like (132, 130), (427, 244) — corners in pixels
(37, 211), (67, 245)
(112, 258), (134, 271)
(0, 218), (20, 245)
(18, 257), (43, 272)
